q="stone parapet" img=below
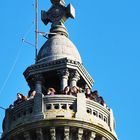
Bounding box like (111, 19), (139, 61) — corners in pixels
(1, 94), (117, 139)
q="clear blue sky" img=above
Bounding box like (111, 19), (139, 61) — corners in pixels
(0, 0), (140, 139)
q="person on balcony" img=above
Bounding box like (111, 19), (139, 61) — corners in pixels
(63, 86), (70, 95)
(14, 93), (27, 106)
(27, 89), (36, 100)
(47, 88), (56, 95)
(97, 96), (105, 106)
(70, 86), (79, 96)
(90, 90), (99, 101)
(85, 88), (91, 99)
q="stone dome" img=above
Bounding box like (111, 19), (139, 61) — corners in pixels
(37, 35), (82, 63)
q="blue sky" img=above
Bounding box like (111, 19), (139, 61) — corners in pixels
(0, 0), (140, 139)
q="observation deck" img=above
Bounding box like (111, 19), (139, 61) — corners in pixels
(1, 94), (117, 140)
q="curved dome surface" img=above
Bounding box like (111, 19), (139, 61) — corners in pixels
(37, 35), (82, 63)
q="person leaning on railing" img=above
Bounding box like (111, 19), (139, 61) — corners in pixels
(47, 88), (56, 95)
(97, 96), (105, 106)
(70, 86), (80, 96)
(85, 88), (91, 99)
(27, 89), (36, 100)
(63, 86), (70, 95)
(90, 90), (99, 102)
(14, 93), (27, 106)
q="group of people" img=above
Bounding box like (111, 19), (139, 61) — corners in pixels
(13, 90), (36, 106)
(11, 86), (105, 107)
(62, 86), (105, 106)
(85, 88), (105, 106)
(46, 86), (104, 106)
(12, 88), (56, 107)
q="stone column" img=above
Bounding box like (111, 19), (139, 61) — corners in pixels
(33, 74), (44, 94)
(77, 128), (83, 140)
(70, 70), (80, 87)
(58, 69), (69, 91)
(36, 128), (43, 140)
(24, 132), (31, 140)
(50, 127), (56, 140)
(64, 126), (70, 140)
(89, 132), (96, 140)
(32, 74), (44, 120)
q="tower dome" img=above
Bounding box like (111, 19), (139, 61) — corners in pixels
(37, 34), (82, 63)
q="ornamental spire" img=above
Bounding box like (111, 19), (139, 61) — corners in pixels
(41, 0), (75, 37)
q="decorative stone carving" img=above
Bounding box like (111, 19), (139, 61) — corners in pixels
(64, 126), (70, 140)
(50, 127), (56, 140)
(42, 0), (75, 25)
(41, 0), (75, 37)
(77, 128), (83, 140)
(58, 68), (69, 78)
(70, 70), (80, 87)
(58, 68), (69, 90)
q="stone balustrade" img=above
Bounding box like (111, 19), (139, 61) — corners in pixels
(2, 94), (115, 136)
(3, 99), (34, 133)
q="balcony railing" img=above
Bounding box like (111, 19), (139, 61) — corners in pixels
(3, 94), (114, 134)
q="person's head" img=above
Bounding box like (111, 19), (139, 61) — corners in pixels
(28, 90), (32, 97)
(47, 88), (56, 95)
(92, 90), (99, 97)
(28, 89), (36, 97)
(85, 88), (91, 94)
(17, 93), (23, 99)
(30, 91), (36, 97)
(64, 86), (70, 92)
(98, 96), (104, 105)
(72, 86), (79, 93)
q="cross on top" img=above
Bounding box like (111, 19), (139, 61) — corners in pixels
(50, 0), (65, 5)
(41, 0), (75, 26)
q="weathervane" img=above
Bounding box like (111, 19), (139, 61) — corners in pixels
(41, 0), (75, 37)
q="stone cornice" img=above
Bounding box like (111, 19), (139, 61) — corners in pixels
(2, 119), (117, 140)
(23, 58), (94, 87)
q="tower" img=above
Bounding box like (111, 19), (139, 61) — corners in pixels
(1, 0), (117, 140)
